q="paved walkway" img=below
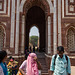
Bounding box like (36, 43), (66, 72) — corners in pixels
(71, 66), (75, 75)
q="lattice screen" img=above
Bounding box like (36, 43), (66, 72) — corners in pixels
(0, 27), (4, 49)
(67, 29), (75, 51)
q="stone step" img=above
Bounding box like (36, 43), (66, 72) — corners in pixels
(36, 52), (48, 74)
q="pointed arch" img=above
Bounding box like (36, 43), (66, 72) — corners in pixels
(67, 27), (75, 52)
(0, 23), (6, 49)
(20, 0), (50, 15)
(29, 26), (40, 48)
(29, 25), (39, 36)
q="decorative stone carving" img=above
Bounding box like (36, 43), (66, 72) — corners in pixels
(20, 0), (50, 14)
(64, 23), (70, 27)
(0, 3), (2, 9)
(70, 5), (74, 11)
(48, 16), (51, 54)
(1, 22), (6, 26)
(0, 27), (4, 49)
(67, 29), (75, 51)
(62, 0), (75, 18)
(6, 49), (12, 54)
(70, 0), (74, 2)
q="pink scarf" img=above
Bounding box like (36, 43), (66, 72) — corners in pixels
(27, 53), (39, 75)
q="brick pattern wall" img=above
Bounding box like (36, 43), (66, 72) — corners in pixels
(0, 0), (75, 61)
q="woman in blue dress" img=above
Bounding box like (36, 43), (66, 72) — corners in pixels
(0, 50), (8, 75)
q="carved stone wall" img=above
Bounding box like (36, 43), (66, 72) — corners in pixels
(67, 28), (75, 52)
(0, 27), (4, 49)
(0, 0), (75, 56)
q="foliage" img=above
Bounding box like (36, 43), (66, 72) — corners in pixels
(29, 36), (38, 46)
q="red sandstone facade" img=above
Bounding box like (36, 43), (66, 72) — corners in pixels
(0, 0), (75, 67)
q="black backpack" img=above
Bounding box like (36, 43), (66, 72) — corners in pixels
(54, 54), (68, 65)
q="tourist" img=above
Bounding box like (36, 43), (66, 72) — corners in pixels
(0, 50), (8, 75)
(8, 58), (13, 75)
(29, 46), (32, 53)
(7, 56), (13, 67)
(19, 53), (42, 75)
(11, 58), (18, 75)
(50, 46), (71, 75)
(8, 58), (18, 75)
(24, 48), (29, 60)
(33, 45), (35, 53)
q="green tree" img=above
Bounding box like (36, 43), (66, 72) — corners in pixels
(29, 36), (38, 46)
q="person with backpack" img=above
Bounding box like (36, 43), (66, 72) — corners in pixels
(50, 46), (71, 75)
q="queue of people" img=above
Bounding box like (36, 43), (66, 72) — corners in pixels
(0, 46), (71, 75)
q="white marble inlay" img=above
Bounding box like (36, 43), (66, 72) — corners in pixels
(15, 0), (20, 54)
(21, 15), (25, 53)
(58, 0), (62, 46)
(10, 0), (15, 48)
(20, 0), (51, 13)
(64, 23), (70, 27)
(62, 0), (75, 18)
(8, 0), (10, 17)
(1, 22), (6, 26)
(70, 0), (74, 2)
(53, 0), (57, 54)
(20, 0), (26, 12)
(0, 0), (10, 17)
(62, 0), (65, 18)
(0, 3), (2, 9)
(66, 0), (75, 15)
(47, 0), (53, 13)
(48, 16), (51, 54)
(0, 0), (6, 13)
(70, 5), (74, 11)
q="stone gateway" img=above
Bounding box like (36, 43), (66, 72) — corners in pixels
(0, 0), (75, 71)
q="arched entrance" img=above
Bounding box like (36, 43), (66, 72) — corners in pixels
(25, 6), (46, 52)
(20, 0), (51, 54)
(29, 26), (39, 48)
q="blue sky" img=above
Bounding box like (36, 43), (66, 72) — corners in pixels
(29, 26), (39, 36)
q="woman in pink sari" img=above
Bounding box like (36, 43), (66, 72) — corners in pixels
(27, 53), (39, 75)
(19, 53), (41, 75)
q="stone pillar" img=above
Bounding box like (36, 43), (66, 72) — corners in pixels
(10, 0), (15, 48)
(53, 0), (57, 54)
(21, 15), (25, 53)
(58, 0), (62, 46)
(48, 16), (51, 54)
(15, 0), (20, 54)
